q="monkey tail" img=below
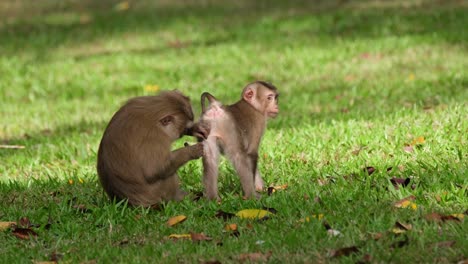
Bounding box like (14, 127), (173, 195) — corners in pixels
(201, 92), (218, 113)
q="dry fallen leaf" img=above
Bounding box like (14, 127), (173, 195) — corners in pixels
(329, 246), (359, 258)
(392, 221), (412, 234)
(167, 215), (187, 227)
(190, 232), (213, 242)
(432, 241), (456, 248)
(215, 210), (235, 220)
(327, 229), (342, 237)
(238, 251), (272, 262)
(224, 223), (240, 237)
(267, 184), (288, 195)
(394, 195), (417, 210)
(424, 213), (464, 222)
(236, 209), (272, 220)
(364, 166), (376, 175)
(12, 227), (38, 240)
(114, 1), (130, 11)
(224, 224), (238, 231)
(410, 136), (425, 145)
(404, 145), (414, 153)
(0, 222), (16, 231)
(390, 177), (411, 190)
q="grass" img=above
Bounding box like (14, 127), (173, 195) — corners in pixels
(0, 0), (467, 262)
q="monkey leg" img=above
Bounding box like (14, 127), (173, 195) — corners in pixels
(230, 154), (258, 199)
(203, 137), (220, 200)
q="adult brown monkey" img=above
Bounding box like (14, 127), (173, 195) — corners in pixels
(97, 91), (209, 207)
(199, 81), (279, 200)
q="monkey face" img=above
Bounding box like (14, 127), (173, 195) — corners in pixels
(265, 93), (279, 118)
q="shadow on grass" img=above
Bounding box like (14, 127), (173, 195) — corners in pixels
(1, 0), (467, 60)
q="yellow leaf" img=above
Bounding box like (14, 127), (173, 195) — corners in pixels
(298, 214), (324, 223)
(408, 73), (415, 81)
(168, 234), (191, 239)
(79, 178), (84, 184)
(451, 214), (464, 220)
(144, 84), (160, 92)
(395, 200), (417, 210)
(114, 1), (130, 11)
(0, 221), (16, 231)
(394, 195), (416, 209)
(411, 136), (425, 145)
(68, 179), (74, 185)
(273, 184), (288, 190)
(224, 223), (238, 231)
(167, 215), (187, 226)
(236, 209), (272, 219)
(313, 214), (324, 220)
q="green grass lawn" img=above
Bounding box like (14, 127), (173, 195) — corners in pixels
(1, 0), (467, 262)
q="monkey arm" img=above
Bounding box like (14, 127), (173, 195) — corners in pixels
(143, 143), (203, 184)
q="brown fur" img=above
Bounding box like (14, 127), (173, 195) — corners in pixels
(97, 91), (205, 206)
(199, 81), (279, 200)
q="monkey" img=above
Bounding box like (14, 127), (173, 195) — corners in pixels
(97, 90), (210, 207)
(198, 81), (279, 200)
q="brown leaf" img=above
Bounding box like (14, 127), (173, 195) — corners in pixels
(371, 232), (383, 241)
(19, 217), (31, 228)
(190, 232), (212, 242)
(424, 213), (463, 222)
(167, 40), (190, 49)
(215, 210), (235, 220)
(12, 227), (38, 240)
(403, 145), (414, 153)
(238, 251), (272, 262)
(393, 195), (416, 208)
(329, 246), (359, 258)
(50, 251), (64, 262)
(364, 166), (376, 175)
(392, 221), (412, 234)
(432, 241), (456, 248)
(201, 260), (222, 264)
(390, 177), (411, 190)
(73, 204), (91, 213)
(358, 254), (373, 263)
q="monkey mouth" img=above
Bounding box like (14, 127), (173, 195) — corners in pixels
(268, 111), (279, 118)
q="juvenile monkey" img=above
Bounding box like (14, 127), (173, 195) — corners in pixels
(97, 91), (209, 207)
(199, 81), (279, 200)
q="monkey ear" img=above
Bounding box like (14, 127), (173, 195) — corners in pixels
(160, 115), (174, 126)
(243, 87), (255, 101)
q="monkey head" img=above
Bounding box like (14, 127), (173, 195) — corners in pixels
(242, 81), (279, 118)
(158, 91), (195, 140)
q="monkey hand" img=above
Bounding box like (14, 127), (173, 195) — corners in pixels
(186, 142), (204, 159)
(190, 122), (211, 141)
